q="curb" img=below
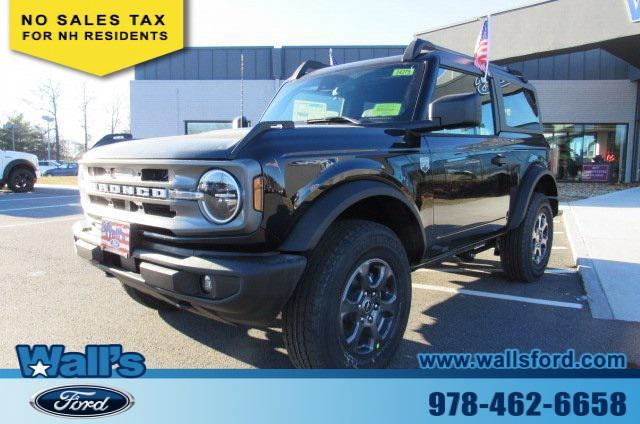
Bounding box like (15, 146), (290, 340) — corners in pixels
(561, 204), (614, 320)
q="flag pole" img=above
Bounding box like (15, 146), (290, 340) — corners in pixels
(485, 14), (491, 80)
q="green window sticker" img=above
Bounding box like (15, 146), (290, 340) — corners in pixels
(392, 68), (415, 77)
(368, 103), (402, 117)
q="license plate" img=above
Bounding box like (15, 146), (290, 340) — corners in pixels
(101, 220), (131, 257)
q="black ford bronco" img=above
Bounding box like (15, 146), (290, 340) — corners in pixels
(73, 39), (558, 368)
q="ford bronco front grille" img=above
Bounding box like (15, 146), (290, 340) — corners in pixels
(79, 159), (263, 239)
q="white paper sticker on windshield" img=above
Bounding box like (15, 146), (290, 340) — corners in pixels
(293, 100), (328, 121)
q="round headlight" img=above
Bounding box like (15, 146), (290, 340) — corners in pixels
(197, 169), (241, 224)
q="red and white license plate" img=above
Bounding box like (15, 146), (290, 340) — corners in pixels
(101, 220), (131, 257)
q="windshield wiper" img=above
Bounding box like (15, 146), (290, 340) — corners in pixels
(306, 116), (362, 125)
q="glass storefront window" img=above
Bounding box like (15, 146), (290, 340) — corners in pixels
(543, 124), (627, 182)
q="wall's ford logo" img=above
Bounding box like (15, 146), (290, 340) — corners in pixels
(31, 385), (134, 418)
(629, 0), (640, 22)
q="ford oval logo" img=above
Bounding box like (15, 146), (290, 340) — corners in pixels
(30, 385), (134, 418)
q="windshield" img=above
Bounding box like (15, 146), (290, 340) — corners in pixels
(261, 62), (424, 124)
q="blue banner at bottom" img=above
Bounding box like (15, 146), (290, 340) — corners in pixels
(1, 374), (637, 423)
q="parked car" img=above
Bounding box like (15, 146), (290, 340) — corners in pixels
(92, 133), (134, 149)
(0, 149), (39, 192)
(38, 160), (62, 174)
(43, 162), (78, 176)
(73, 39), (558, 368)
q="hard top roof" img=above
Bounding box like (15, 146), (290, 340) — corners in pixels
(293, 39), (532, 89)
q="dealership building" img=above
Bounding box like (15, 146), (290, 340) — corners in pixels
(131, 0), (640, 182)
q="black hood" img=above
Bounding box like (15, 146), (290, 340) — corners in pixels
(83, 128), (252, 160)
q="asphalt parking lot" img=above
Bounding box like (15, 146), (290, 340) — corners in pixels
(1, 186), (639, 368)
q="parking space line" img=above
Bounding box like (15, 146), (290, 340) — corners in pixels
(545, 268), (577, 275)
(0, 216), (81, 229)
(554, 231), (564, 234)
(0, 195), (79, 202)
(552, 246), (568, 250)
(412, 283), (584, 309)
(0, 203), (80, 212)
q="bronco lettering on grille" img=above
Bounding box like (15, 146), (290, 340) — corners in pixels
(89, 183), (168, 199)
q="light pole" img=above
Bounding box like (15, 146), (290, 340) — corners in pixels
(4, 123), (16, 151)
(240, 53), (244, 121)
(42, 116), (54, 160)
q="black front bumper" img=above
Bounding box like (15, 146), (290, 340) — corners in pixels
(72, 220), (306, 325)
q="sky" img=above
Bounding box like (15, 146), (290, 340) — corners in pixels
(0, 0), (541, 149)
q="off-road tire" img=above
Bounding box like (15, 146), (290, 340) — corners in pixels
(282, 220), (411, 368)
(8, 167), (36, 193)
(122, 284), (178, 311)
(500, 193), (553, 283)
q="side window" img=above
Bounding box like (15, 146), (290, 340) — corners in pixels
(500, 81), (540, 129)
(431, 68), (495, 136)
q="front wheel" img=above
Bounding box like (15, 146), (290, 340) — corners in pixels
(500, 193), (553, 282)
(282, 220), (411, 368)
(8, 167), (36, 193)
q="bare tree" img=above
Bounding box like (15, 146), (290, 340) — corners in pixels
(39, 79), (61, 160)
(109, 95), (122, 134)
(80, 83), (93, 151)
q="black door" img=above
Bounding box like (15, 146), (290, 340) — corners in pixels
(478, 141), (511, 230)
(422, 68), (505, 257)
(426, 135), (498, 256)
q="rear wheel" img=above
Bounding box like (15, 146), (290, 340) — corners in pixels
(500, 193), (553, 282)
(8, 167), (36, 193)
(121, 284), (178, 311)
(282, 220), (411, 368)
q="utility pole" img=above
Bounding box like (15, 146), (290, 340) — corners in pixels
(42, 116), (54, 160)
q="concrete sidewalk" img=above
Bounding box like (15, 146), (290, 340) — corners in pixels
(563, 187), (640, 322)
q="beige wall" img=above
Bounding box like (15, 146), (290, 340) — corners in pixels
(417, 0), (640, 63)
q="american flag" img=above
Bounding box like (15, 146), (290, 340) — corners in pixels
(474, 16), (491, 77)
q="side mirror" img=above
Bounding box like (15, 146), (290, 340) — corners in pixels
(429, 92), (482, 130)
(232, 116), (249, 129)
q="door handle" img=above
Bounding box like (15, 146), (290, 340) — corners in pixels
(491, 154), (508, 166)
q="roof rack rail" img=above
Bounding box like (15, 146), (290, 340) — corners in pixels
(404, 38), (476, 62)
(403, 39), (436, 61)
(289, 60), (329, 80)
(506, 67), (529, 83)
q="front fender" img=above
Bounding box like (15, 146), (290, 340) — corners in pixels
(2, 159), (37, 181)
(279, 179), (425, 255)
(290, 157), (405, 209)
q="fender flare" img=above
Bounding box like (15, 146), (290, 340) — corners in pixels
(279, 179), (426, 257)
(507, 165), (558, 230)
(2, 159), (36, 181)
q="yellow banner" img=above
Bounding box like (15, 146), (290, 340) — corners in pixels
(9, 0), (184, 76)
